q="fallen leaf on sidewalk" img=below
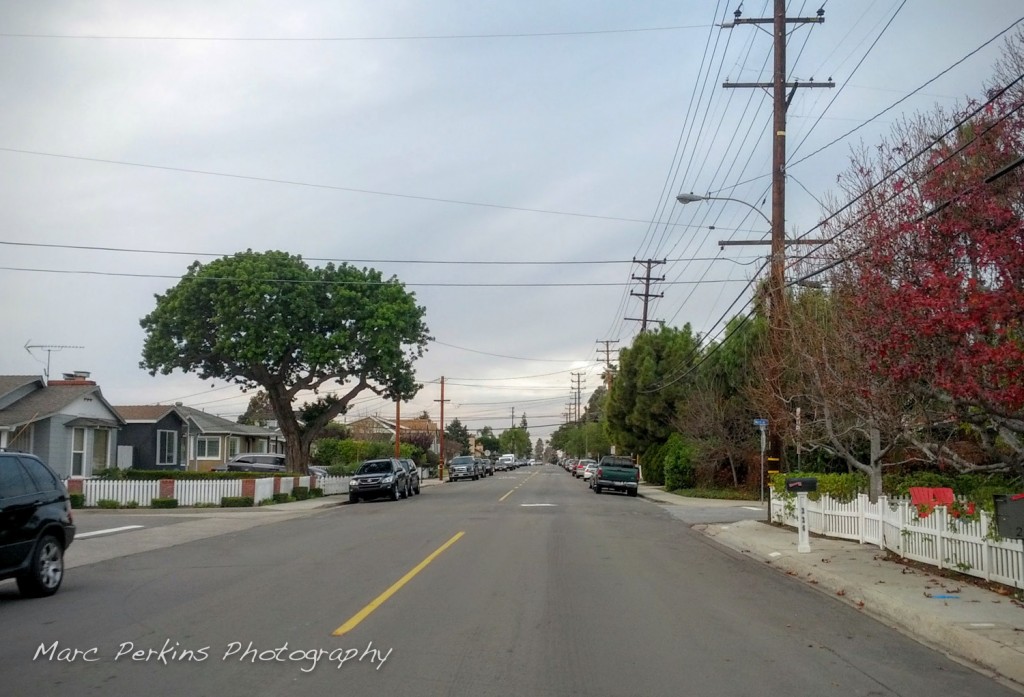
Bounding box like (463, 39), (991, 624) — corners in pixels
(836, 589), (846, 596)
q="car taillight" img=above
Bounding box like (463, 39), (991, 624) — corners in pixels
(597, 468), (602, 477)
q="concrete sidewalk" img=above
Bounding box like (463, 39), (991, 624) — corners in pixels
(638, 485), (1024, 689)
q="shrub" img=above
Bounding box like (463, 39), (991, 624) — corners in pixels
(663, 434), (697, 491)
(221, 496), (255, 508)
(641, 442), (666, 486)
(97, 499), (120, 509)
(151, 497), (178, 508)
(124, 500), (139, 509)
(292, 486), (309, 501)
(309, 487), (324, 498)
(69, 493), (85, 509)
(272, 492), (292, 504)
(257, 498), (275, 506)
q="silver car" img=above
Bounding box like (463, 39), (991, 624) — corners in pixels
(447, 455), (478, 482)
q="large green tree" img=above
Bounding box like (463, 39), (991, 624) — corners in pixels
(499, 427), (530, 457)
(445, 418), (472, 456)
(139, 250), (430, 473)
(476, 426), (500, 456)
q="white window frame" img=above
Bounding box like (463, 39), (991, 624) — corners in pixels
(195, 436), (221, 460)
(157, 430), (178, 466)
(91, 429), (111, 471)
(228, 436), (241, 459)
(71, 427), (86, 476)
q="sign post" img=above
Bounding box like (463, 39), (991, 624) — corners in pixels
(753, 418), (768, 505)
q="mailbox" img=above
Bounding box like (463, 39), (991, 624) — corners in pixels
(785, 477), (818, 493)
(993, 494), (1024, 540)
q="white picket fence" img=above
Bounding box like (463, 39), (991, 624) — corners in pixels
(770, 490), (1024, 589)
(75, 475), (350, 507)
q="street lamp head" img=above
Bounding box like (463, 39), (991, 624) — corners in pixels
(675, 193), (706, 204)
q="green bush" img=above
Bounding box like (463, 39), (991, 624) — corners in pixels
(663, 434), (697, 491)
(122, 469), (280, 480)
(309, 487), (324, 498)
(151, 497), (178, 508)
(221, 496), (254, 508)
(292, 486), (309, 501)
(124, 500), (139, 509)
(69, 493), (85, 509)
(272, 492), (292, 504)
(311, 438), (416, 470)
(97, 499), (120, 509)
(641, 442), (666, 486)
(257, 498), (275, 506)
(769, 472), (867, 502)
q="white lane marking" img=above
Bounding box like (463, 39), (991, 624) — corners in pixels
(742, 506), (763, 511)
(77, 525), (145, 539)
(520, 503), (557, 507)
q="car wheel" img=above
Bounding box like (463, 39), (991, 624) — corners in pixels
(390, 485), (400, 501)
(627, 488), (638, 497)
(349, 493), (359, 503)
(17, 535), (64, 597)
(415, 483), (421, 495)
(594, 485), (602, 494)
(447, 478), (453, 483)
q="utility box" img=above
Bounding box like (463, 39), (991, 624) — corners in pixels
(785, 477), (818, 493)
(993, 494), (1024, 540)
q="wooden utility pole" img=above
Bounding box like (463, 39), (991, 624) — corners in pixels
(723, 1), (832, 473)
(435, 377), (450, 480)
(596, 339), (619, 389)
(625, 258), (665, 332)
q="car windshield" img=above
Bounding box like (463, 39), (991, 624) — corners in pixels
(451, 457), (474, 465)
(358, 461), (392, 474)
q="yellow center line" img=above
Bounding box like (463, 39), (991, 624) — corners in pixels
(498, 470), (538, 502)
(332, 531), (465, 637)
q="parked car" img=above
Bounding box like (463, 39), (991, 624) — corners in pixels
(0, 451), (76, 597)
(309, 466), (329, 479)
(348, 458), (409, 502)
(574, 459), (596, 478)
(496, 454), (516, 471)
(592, 456), (640, 496)
(582, 462), (599, 482)
(225, 453), (287, 473)
(447, 455), (479, 481)
(476, 458), (494, 477)
(399, 459), (421, 495)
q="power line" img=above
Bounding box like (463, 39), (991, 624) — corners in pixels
(0, 25), (714, 42)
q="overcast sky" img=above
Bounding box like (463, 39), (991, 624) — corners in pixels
(1, 1), (1021, 442)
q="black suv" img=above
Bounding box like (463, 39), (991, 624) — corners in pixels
(0, 451), (76, 597)
(348, 458), (409, 503)
(399, 459), (421, 496)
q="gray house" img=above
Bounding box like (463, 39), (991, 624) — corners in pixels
(113, 405), (190, 470)
(0, 373), (125, 478)
(114, 404), (285, 472)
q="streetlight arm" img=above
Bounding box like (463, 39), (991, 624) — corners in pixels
(675, 192), (772, 227)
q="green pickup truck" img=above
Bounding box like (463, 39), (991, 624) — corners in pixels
(592, 456), (639, 496)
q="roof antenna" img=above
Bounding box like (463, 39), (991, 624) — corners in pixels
(23, 341), (84, 381)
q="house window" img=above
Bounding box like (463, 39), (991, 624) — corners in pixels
(5, 423), (33, 452)
(92, 429), (110, 470)
(228, 437), (241, 459)
(71, 427), (85, 476)
(195, 437), (221, 459)
(157, 430), (177, 466)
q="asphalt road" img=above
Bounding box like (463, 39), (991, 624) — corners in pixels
(1, 465), (1018, 696)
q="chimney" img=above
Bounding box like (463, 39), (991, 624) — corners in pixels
(50, 371), (96, 387)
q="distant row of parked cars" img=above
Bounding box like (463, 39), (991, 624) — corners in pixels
(562, 456), (640, 496)
(446, 453), (531, 481)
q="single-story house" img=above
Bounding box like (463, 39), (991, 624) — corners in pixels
(172, 405), (284, 472)
(113, 404), (191, 470)
(347, 414), (439, 451)
(0, 373), (125, 478)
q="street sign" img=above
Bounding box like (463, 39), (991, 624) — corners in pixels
(753, 418), (768, 427)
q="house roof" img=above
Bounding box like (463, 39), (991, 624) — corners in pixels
(0, 375), (43, 401)
(0, 381), (125, 429)
(114, 405), (184, 423)
(175, 404), (281, 438)
(349, 414), (407, 432)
